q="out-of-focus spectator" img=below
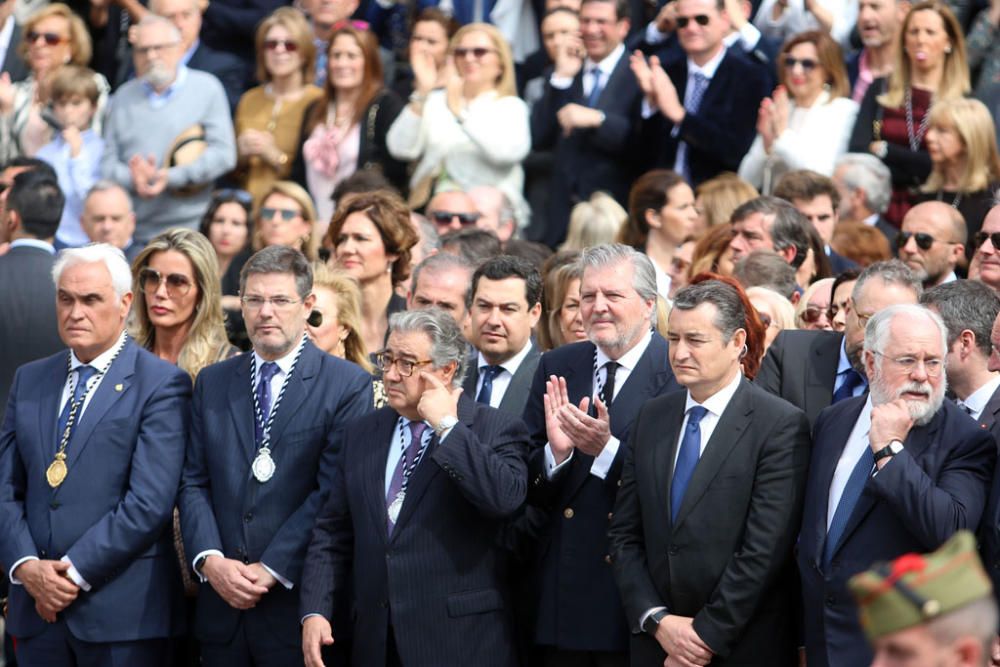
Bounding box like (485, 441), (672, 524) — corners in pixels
(795, 276), (834, 330)
(523, 8), (580, 109)
(537, 249), (581, 350)
(619, 169), (699, 300)
(753, 0), (857, 46)
(308, 261), (374, 373)
(849, 1), (969, 226)
(897, 200), (966, 287)
(694, 172), (759, 231)
(797, 217), (835, 286)
(198, 188), (253, 307)
(440, 227), (502, 265)
(846, 0), (908, 101)
(690, 222), (736, 276)
(235, 9), (321, 208)
(468, 184), (518, 243)
(831, 220), (893, 267)
(561, 191), (626, 252)
(915, 97), (1000, 247)
(774, 169), (860, 273)
(82, 180), (141, 264)
(425, 188), (483, 235)
(294, 23), (407, 226)
(666, 236), (696, 298)
(739, 31), (858, 193)
(407, 251), (475, 327)
(747, 285), (797, 351)
(734, 249), (799, 300)
(0, 0), (28, 83)
(388, 23), (530, 217)
(101, 14), (236, 243)
(0, 3), (110, 162)
(300, 0), (360, 86)
(503, 238), (554, 266)
(966, 0), (1000, 98)
(827, 269), (859, 332)
(832, 152), (897, 248)
(386, 8), (458, 98)
(327, 189), (417, 354)
(729, 196), (811, 281)
(254, 180), (321, 261)
(971, 204), (1000, 293)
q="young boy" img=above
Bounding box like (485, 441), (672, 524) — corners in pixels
(36, 65), (104, 249)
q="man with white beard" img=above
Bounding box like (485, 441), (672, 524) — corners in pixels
(796, 304), (997, 667)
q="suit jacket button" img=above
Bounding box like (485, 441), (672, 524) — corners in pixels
(668, 547), (678, 555)
(617, 480), (622, 487)
(563, 508), (575, 519)
(379, 600), (388, 608)
(244, 513), (253, 522)
(49, 501), (60, 510)
(826, 596), (835, 607)
(607, 512), (613, 520)
(604, 554), (612, 564)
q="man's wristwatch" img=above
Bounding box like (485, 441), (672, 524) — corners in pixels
(643, 609), (669, 635)
(434, 415), (459, 435)
(873, 439), (904, 462)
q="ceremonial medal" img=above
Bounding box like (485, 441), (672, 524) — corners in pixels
(252, 447), (276, 482)
(46, 453), (68, 488)
(387, 492), (404, 523)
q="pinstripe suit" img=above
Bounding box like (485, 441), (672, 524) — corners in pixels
(178, 341), (373, 663)
(299, 395), (529, 667)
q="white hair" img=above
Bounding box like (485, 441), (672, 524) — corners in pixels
(53, 243), (133, 300)
(135, 13), (183, 42)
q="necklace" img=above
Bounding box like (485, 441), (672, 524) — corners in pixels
(248, 336), (307, 483)
(935, 190), (963, 208)
(905, 87), (931, 152)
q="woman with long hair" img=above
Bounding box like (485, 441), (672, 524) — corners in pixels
(253, 180), (321, 261)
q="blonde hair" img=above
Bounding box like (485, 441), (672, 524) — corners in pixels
(695, 173), (759, 227)
(561, 192), (627, 252)
(253, 181), (320, 261)
(450, 23), (518, 98)
(128, 228), (231, 380)
(310, 262), (373, 373)
(20, 3), (92, 65)
(542, 257), (582, 350)
(747, 286), (797, 331)
(795, 277), (834, 328)
(254, 7), (317, 84)
(922, 98), (1000, 193)
(878, 1), (969, 108)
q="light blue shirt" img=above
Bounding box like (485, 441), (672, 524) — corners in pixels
(143, 64), (189, 109)
(384, 416), (434, 497)
(35, 128), (103, 247)
(832, 337), (867, 398)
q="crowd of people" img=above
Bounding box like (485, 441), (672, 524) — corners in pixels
(3, 0), (1000, 664)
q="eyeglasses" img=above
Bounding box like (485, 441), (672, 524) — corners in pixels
(429, 210), (481, 226)
(240, 295), (303, 310)
(260, 207), (301, 221)
(782, 57), (818, 71)
(897, 230), (955, 251)
(676, 14), (711, 28)
(263, 39), (299, 52)
(375, 352), (434, 377)
(800, 305), (828, 324)
(453, 47), (497, 60)
(134, 41), (180, 56)
(214, 188), (253, 206)
(139, 267), (193, 297)
(873, 351), (944, 377)
(26, 31), (67, 46)
(974, 231), (1000, 250)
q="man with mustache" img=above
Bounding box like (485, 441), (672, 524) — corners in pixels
(797, 303), (996, 667)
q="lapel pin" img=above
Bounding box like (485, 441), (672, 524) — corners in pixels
(114, 383), (123, 392)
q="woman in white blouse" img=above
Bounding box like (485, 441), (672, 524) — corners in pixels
(386, 22), (531, 217)
(738, 30), (859, 194)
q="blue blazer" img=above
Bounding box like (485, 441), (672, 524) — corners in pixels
(797, 396), (996, 667)
(299, 395), (529, 667)
(0, 339), (191, 643)
(178, 341), (373, 647)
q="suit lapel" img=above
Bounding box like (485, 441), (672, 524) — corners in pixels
(607, 334), (674, 441)
(264, 342), (319, 448)
(498, 344), (540, 413)
(979, 384), (1000, 435)
(806, 334), (842, 415)
(811, 398), (866, 560)
(655, 395), (686, 521)
(227, 353), (257, 461)
(591, 53), (629, 110)
(365, 409), (400, 544)
(38, 354), (69, 461)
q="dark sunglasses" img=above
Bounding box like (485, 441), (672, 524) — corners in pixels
(453, 46), (496, 60)
(676, 14), (710, 28)
(214, 188), (253, 206)
(800, 305), (827, 324)
(139, 267), (193, 297)
(782, 57), (818, 71)
(429, 210), (481, 226)
(260, 207), (300, 221)
(263, 39), (298, 52)
(27, 31), (66, 46)
(975, 231), (1000, 249)
(897, 230), (950, 251)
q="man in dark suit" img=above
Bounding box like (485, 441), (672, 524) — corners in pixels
(463, 256), (542, 417)
(0, 243), (191, 665)
(522, 243), (680, 665)
(899, 202), (967, 286)
(531, 0), (643, 248)
(0, 0), (28, 84)
(179, 246), (373, 665)
(0, 170), (64, 416)
(300, 307), (529, 667)
(798, 303), (997, 667)
(609, 279), (810, 666)
(756, 259), (922, 425)
(631, 0), (768, 186)
(833, 153), (899, 251)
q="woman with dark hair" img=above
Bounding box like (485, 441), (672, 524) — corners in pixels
(690, 224), (737, 278)
(618, 169), (700, 300)
(390, 8), (459, 98)
(199, 189), (254, 304)
(292, 23), (407, 227)
(688, 272), (767, 379)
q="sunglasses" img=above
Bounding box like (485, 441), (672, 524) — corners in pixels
(214, 188), (253, 206)
(26, 31), (66, 46)
(429, 211), (481, 226)
(975, 231), (1000, 249)
(139, 267), (193, 297)
(676, 14), (711, 28)
(263, 39), (299, 52)
(897, 230), (952, 251)
(782, 57), (818, 71)
(800, 305), (827, 324)
(453, 47), (496, 60)
(260, 207), (301, 221)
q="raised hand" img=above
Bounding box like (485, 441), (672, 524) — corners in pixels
(417, 371), (462, 430)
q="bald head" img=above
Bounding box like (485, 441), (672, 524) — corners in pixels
(898, 201), (966, 287)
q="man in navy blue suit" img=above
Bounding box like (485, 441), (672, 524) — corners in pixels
(179, 246), (373, 665)
(797, 303), (996, 667)
(300, 308), (528, 667)
(0, 243), (191, 666)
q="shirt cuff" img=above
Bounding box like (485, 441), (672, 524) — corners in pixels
(301, 612), (325, 625)
(644, 21), (668, 44)
(639, 606), (668, 631)
(589, 435), (620, 479)
(549, 74), (573, 89)
(261, 562), (293, 590)
(8, 555), (39, 585)
(738, 21), (762, 50)
(544, 442), (574, 479)
(641, 99), (658, 119)
(61, 556), (90, 592)
(192, 549), (225, 583)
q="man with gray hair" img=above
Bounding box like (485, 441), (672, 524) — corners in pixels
(408, 252), (476, 329)
(729, 196), (811, 275)
(0, 243), (191, 665)
(832, 153), (898, 247)
(81, 180), (142, 263)
(798, 303), (997, 667)
(300, 307), (529, 667)
(101, 14), (236, 243)
(520, 242), (680, 663)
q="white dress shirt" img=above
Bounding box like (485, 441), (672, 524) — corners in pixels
(826, 395), (874, 530)
(960, 375), (1000, 422)
(475, 340), (534, 409)
(673, 370), (743, 467)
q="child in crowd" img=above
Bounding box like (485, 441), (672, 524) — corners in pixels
(35, 65), (104, 249)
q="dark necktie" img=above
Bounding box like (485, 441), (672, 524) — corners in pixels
(386, 420), (428, 534)
(824, 443), (875, 565)
(670, 406), (708, 522)
(599, 361), (619, 406)
(254, 362), (279, 444)
(477, 365), (503, 405)
(57, 365), (97, 443)
(832, 369), (865, 404)
(955, 399), (974, 416)
(586, 66), (604, 108)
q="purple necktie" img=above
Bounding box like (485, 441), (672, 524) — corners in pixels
(386, 420), (428, 534)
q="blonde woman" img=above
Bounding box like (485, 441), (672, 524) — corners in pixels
(561, 191), (626, 252)
(747, 285), (797, 352)
(253, 180), (321, 261)
(695, 173), (759, 230)
(386, 22), (530, 216)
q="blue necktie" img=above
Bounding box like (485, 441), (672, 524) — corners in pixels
(824, 444), (875, 565)
(476, 365), (503, 405)
(254, 362), (279, 444)
(671, 406), (708, 522)
(57, 365), (97, 442)
(676, 71), (709, 182)
(833, 368), (865, 404)
(586, 67), (604, 108)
